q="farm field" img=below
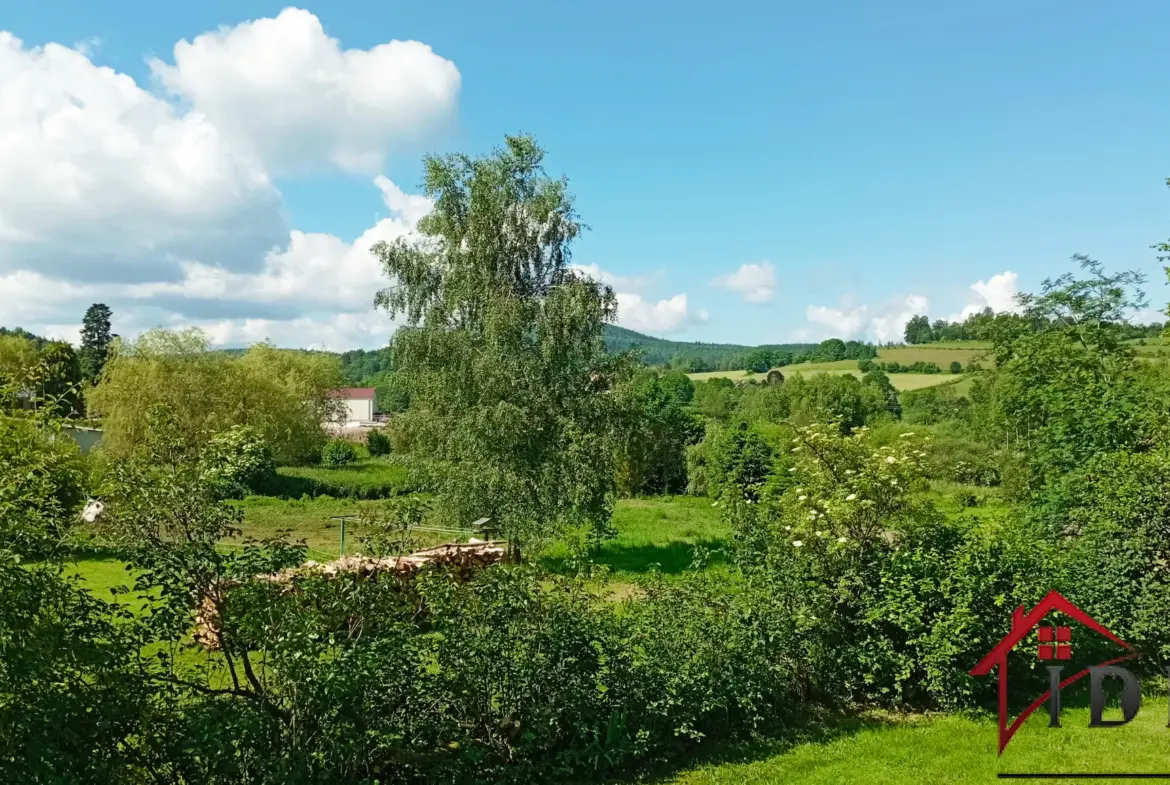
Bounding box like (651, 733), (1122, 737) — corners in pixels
(688, 342), (993, 388)
(665, 700), (1170, 784)
(690, 367), (973, 391)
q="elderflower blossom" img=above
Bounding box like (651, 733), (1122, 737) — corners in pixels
(837, 536), (847, 543)
(788, 466), (798, 473)
(797, 495), (807, 501)
(792, 540), (803, 547)
(815, 530), (824, 537)
(885, 456), (897, 464)
(846, 493), (857, 501)
(899, 432), (916, 438)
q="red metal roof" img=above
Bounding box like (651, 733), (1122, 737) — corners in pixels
(330, 387), (376, 400)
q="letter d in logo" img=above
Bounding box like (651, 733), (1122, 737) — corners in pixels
(1088, 665), (1141, 727)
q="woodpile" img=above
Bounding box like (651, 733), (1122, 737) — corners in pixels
(193, 541), (507, 650)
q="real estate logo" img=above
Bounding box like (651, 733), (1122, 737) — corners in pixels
(969, 590), (1164, 778)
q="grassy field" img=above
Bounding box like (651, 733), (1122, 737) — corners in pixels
(273, 458), (411, 499)
(665, 700), (1170, 784)
(688, 343), (994, 388)
(541, 495), (729, 579)
(690, 368), (970, 391)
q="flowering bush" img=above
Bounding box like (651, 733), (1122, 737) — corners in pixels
(723, 422), (1037, 707)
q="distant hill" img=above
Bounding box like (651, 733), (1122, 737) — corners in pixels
(211, 325), (821, 381)
(602, 324), (817, 370)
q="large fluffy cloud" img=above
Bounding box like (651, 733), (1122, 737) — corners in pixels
(801, 271), (1024, 344)
(0, 31), (284, 283)
(150, 7), (460, 174)
(949, 271), (1021, 321)
(0, 10), (462, 350)
(571, 264), (707, 335)
(711, 262), (776, 304)
(803, 295), (928, 343)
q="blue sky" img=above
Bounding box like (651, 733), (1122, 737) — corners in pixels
(2, 1), (1169, 348)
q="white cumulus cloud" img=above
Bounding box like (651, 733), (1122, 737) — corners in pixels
(950, 271), (1022, 321)
(0, 11), (462, 350)
(617, 293), (708, 335)
(0, 31), (284, 283)
(150, 7), (461, 174)
(802, 295), (929, 343)
(712, 262), (776, 304)
(571, 263), (707, 334)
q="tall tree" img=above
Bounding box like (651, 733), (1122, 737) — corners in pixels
(373, 135), (628, 550)
(79, 303), (113, 384)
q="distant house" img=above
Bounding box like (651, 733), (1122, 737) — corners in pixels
(329, 387), (377, 424)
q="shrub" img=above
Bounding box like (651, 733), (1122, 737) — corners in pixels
(199, 425), (276, 499)
(320, 439), (359, 468)
(726, 422), (1050, 709)
(900, 385), (969, 426)
(950, 360), (962, 374)
(0, 415), (85, 555)
(366, 428), (392, 457)
(181, 564), (806, 782)
(857, 359), (874, 373)
(706, 421), (775, 500)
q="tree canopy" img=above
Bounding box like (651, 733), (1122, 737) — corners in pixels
(88, 329), (342, 464)
(373, 135), (629, 547)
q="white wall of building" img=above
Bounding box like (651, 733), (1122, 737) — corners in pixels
(342, 397), (374, 422)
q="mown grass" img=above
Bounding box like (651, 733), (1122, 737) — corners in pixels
(542, 495), (730, 580)
(664, 700), (1170, 784)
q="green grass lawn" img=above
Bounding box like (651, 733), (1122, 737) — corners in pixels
(664, 700), (1170, 784)
(273, 457), (411, 499)
(542, 495), (730, 580)
(68, 495), (732, 588)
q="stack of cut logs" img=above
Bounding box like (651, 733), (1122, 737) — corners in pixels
(193, 541), (506, 650)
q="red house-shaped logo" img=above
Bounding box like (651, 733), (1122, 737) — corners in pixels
(969, 590), (1133, 754)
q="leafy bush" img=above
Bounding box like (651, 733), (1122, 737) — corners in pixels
(950, 360), (962, 374)
(1035, 448), (1170, 663)
(162, 564), (807, 783)
(0, 414), (85, 555)
(725, 423), (1050, 709)
(900, 384), (969, 426)
(704, 420), (775, 500)
(366, 428), (392, 457)
(198, 425), (276, 499)
(320, 438), (359, 468)
(613, 369), (703, 495)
